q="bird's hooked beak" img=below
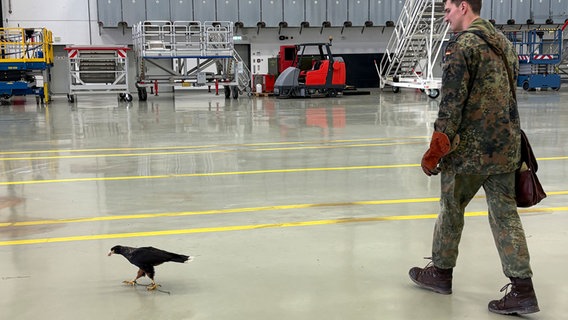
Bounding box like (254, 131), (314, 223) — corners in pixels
(107, 250), (114, 256)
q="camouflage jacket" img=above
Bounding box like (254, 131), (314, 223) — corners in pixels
(436, 18), (521, 174)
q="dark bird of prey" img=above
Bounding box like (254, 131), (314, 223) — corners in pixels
(108, 245), (191, 290)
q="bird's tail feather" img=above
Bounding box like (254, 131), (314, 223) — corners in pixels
(171, 254), (191, 263)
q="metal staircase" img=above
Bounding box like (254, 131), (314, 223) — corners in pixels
(378, 0), (449, 98)
(231, 50), (251, 95)
(218, 49), (251, 98)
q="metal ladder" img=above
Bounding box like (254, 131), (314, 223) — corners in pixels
(214, 49), (251, 98)
(229, 49), (251, 95)
(378, 0), (449, 98)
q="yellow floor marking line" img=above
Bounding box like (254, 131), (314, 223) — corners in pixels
(0, 141), (422, 161)
(0, 206), (566, 247)
(538, 156), (568, 161)
(0, 142), (422, 161)
(0, 144), (222, 155)
(0, 164), (420, 186)
(1, 155), (566, 185)
(247, 141), (422, 152)
(0, 197), (442, 228)
(0, 149), (230, 161)
(0, 136), (429, 155)
(2, 193), (566, 229)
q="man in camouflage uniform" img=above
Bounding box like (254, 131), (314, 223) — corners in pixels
(408, 0), (539, 315)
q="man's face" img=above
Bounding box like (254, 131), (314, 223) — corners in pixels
(444, 1), (465, 32)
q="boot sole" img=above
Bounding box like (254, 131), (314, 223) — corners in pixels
(488, 306), (540, 315)
(409, 276), (452, 295)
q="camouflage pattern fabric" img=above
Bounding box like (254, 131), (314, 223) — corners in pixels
(430, 18), (533, 278)
(436, 18), (521, 174)
(433, 172), (533, 278)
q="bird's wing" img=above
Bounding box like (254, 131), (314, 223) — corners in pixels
(130, 247), (181, 267)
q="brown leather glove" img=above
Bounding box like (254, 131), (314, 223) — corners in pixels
(421, 131), (451, 176)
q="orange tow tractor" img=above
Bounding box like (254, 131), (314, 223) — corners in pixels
(273, 40), (346, 98)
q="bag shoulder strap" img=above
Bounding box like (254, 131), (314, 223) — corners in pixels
(520, 130), (538, 172)
(464, 31), (538, 171)
(462, 31), (517, 101)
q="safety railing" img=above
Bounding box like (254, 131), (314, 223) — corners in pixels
(0, 27), (53, 65)
(133, 20), (233, 58)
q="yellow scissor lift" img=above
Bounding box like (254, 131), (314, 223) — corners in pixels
(0, 27), (54, 104)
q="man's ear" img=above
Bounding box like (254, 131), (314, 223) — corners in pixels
(461, 1), (469, 14)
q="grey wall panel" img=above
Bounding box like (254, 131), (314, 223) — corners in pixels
(370, 0), (401, 25)
(217, 0), (239, 22)
(369, 0), (383, 25)
(305, 0), (326, 25)
(239, 0), (261, 26)
(261, 0), (284, 26)
(146, 0), (171, 20)
(533, 0), (551, 22)
(122, 0), (146, 26)
(194, 0), (216, 21)
(512, 0), (530, 23)
(550, 0), (568, 22)
(480, 0), (493, 20)
(283, 0), (304, 26)
(328, 0), (348, 26)
(492, 0), (511, 24)
(349, 0), (369, 25)
(98, 0), (122, 27)
(391, 0), (404, 22)
(170, 0), (194, 21)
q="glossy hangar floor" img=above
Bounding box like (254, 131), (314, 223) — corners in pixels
(0, 88), (567, 320)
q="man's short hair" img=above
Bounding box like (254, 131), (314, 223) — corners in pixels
(443, 0), (482, 15)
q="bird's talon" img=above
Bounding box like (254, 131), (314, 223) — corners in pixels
(147, 284), (158, 291)
(122, 280), (136, 286)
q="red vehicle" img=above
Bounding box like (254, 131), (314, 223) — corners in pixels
(273, 42), (346, 98)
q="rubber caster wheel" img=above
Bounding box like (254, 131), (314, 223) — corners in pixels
(522, 81), (530, 91)
(427, 89), (440, 99)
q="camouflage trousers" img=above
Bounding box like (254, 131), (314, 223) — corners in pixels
(432, 171), (533, 278)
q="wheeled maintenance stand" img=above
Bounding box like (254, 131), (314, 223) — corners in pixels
(0, 27), (53, 104)
(64, 46), (132, 102)
(132, 20), (251, 101)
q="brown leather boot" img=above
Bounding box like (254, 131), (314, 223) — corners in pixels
(409, 261), (452, 294)
(488, 277), (540, 315)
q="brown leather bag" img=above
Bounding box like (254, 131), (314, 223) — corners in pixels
(515, 130), (546, 207)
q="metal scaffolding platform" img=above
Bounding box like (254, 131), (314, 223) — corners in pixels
(64, 46), (132, 103)
(378, 0), (449, 99)
(0, 27), (53, 103)
(501, 24), (563, 91)
(132, 20), (251, 100)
